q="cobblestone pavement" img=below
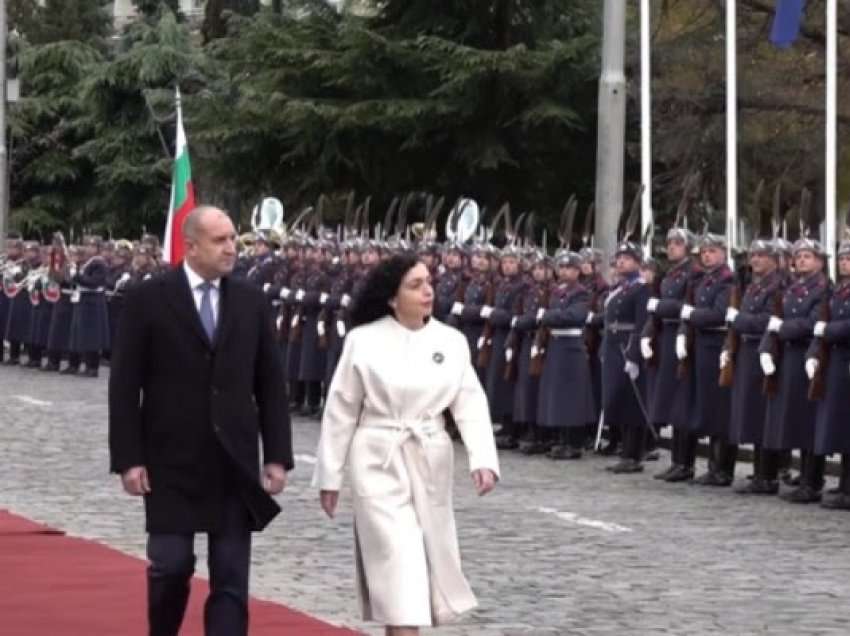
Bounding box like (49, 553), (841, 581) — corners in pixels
(2, 364), (850, 635)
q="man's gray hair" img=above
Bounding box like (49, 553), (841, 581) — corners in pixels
(182, 205), (221, 242)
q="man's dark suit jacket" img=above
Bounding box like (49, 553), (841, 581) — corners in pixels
(108, 265), (293, 533)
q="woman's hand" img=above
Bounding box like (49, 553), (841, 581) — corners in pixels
(471, 469), (498, 496)
(320, 490), (339, 518)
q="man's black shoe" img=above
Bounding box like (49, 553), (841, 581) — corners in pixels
(780, 485), (822, 504)
(664, 465), (695, 482)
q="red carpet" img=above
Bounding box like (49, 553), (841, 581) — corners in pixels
(0, 509), (360, 636)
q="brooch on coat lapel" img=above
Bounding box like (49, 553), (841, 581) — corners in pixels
(433, 352), (445, 364)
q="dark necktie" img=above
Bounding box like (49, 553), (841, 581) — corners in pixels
(198, 281), (216, 342)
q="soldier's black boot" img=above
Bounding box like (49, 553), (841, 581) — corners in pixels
(778, 449), (797, 486)
(289, 381), (305, 411)
(822, 454), (850, 510)
(520, 425), (549, 455)
(610, 427), (644, 474)
(26, 346), (43, 368)
(4, 341), (21, 365)
(737, 448), (778, 494)
(42, 351), (61, 372)
(656, 429), (682, 480)
(550, 427), (583, 460)
(714, 441), (737, 486)
(61, 353), (81, 375)
(598, 422), (621, 456)
(781, 451), (824, 504)
(694, 437), (722, 485)
(303, 381), (322, 417)
(83, 352), (100, 377)
(495, 417), (519, 450)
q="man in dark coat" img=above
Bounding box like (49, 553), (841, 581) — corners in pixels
(108, 205), (293, 636)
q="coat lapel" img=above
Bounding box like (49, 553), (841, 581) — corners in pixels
(163, 266), (212, 349)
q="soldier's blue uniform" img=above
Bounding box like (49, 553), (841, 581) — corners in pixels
(69, 255), (111, 376)
(483, 272), (527, 422)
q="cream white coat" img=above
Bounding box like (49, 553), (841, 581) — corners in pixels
(312, 315), (500, 626)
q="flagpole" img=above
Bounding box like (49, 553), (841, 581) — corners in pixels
(825, 0), (837, 277)
(640, 0), (652, 252)
(726, 0), (738, 260)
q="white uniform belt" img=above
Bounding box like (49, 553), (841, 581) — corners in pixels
(550, 328), (583, 337)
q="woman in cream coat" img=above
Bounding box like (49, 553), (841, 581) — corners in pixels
(313, 254), (500, 636)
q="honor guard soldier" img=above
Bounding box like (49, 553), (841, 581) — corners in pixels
(105, 240), (134, 358)
(536, 250), (594, 459)
(46, 245), (82, 373)
(480, 245), (527, 449)
(68, 235), (110, 377)
(515, 255), (552, 454)
(294, 239), (330, 417)
(726, 239), (784, 494)
(0, 233), (24, 363)
(602, 240), (650, 473)
(579, 247), (608, 444)
(673, 233), (736, 486)
(4, 241), (41, 365)
(759, 236), (829, 503)
(434, 244), (465, 323)
(807, 240), (850, 509)
(643, 228), (699, 481)
(451, 243), (493, 384)
(26, 245), (51, 368)
(321, 241), (357, 392)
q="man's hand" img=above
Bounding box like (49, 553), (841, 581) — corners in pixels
(320, 490), (339, 518)
(121, 466), (151, 496)
(471, 469), (498, 496)
(262, 463), (287, 495)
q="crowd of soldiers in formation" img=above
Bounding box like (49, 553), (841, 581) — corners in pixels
(3, 217), (850, 511)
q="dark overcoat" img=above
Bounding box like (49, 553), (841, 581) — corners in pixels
(811, 278), (850, 455)
(108, 266), (293, 534)
(511, 282), (545, 424)
(760, 272), (828, 451)
(483, 274), (526, 420)
(727, 270), (783, 445)
(537, 282), (594, 429)
(69, 257), (110, 353)
(645, 259), (692, 424)
(601, 275), (649, 430)
(677, 265), (734, 437)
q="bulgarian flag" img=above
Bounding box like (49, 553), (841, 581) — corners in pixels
(162, 87), (196, 265)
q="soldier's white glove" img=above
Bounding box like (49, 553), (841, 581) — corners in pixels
(290, 314), (299, 328)
(511, 316), (518, 328)
(760, 353), (776, 376)
(276, 315), (284, 331)
(69, 264), (77, 277)
(505, 348), (514, 363)
(586, 312), (594, 325)
(341, 294), (351, 308)
(262, 283), (271, 294)
(647, 297), (659, 313)
(805, 358), (819, 380)
(719, 350), (730, 369)
(725, 307), (739, 324)
(120, 272), (131, 283)
(477, 336), (486, 350)
(536, 307), (545, 323)
(451, 302), (463, 316)
(624, 360), (639, 380)
(680, 304), (694, 321)
(336, 320), (346, 338)
(480, 305), (493, 319)
(675, 334), (688, 360)
(317, 321), (326, 337)
(295, 289), (305, 301)
(279, 287), (291, 300)
(814, 321), (826, 337)
(530, 345), (539, 359)
(319, 292), (329, 305)
(640, 337), (653, 360)
(767, 316), (783, 333)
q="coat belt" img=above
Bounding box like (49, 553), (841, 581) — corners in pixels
(550, 328), (583, 337)
(606, 322), (635, 333)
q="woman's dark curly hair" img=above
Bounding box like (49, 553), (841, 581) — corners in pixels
(350, 253), (421, 328)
